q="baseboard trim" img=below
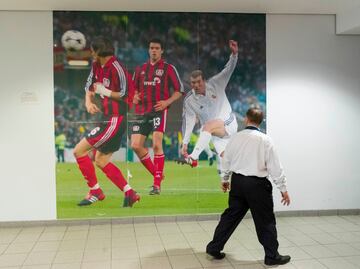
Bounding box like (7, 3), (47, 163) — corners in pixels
(0, 209), (359, 227)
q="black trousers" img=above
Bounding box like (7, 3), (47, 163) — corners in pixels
(207, 173), (279, 258)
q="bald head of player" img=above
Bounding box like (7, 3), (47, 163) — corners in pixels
(148, 38), (164, 64)
(190, 70), (206, 95)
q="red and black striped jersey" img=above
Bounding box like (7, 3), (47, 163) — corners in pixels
(85, 56), (134, 117)
(133, 59), (183, 115)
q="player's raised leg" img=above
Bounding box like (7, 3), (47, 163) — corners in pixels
(178, 120), (226, 168)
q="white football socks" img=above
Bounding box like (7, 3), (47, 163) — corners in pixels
(204, 144), (213, 159)
(189, 131), (212, 160)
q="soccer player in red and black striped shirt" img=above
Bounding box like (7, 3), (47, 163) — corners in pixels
(73, 36), (140, 207)
(131, 38), (184, 195)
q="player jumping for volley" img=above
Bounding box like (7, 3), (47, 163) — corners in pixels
(178, 40), (239, 181)
(73, 36), (140, 207)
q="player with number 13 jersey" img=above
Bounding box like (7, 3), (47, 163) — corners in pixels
(131, 38), (184, 195)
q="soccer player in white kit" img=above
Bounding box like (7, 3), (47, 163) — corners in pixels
(179, 40), (238, 175)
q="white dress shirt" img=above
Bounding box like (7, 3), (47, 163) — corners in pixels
(222, 126), (287, 192)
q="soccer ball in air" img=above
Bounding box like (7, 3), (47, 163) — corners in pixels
(61, 30), (86, 51)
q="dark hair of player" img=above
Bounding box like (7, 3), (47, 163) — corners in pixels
(149, 38), (164, 49)
(91, 36), (114, 57)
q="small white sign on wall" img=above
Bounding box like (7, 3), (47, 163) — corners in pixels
(20, 90), (39, 104)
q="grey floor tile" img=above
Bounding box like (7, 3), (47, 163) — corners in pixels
(233, 263), (266, 269)
(80, 261), (111, 269)
(284, 234), (318, 246)
(32, 241), (60, 253)
(196, 252), (232, 267)
(295, 225), (324, 234)
(85, 239), (111, 250)
(349, 242), (360, 250)
(111, 228), (135, 238)
(300, 245), (338, 258)
(5, 242), (35, 254)
(0, 244), (8, 254)
(112, 246), (139, 260)
(22, 265), (51, 269)
(82, 248), (111, 262)
(168, 254), (202, 269)
(58, 240), (86, 252)
(138, 244), (167, 258)
(226, 249), (259, 265)
(23, 251), (56, 265)
(112, 236), (137, 248)
(278, 246), (312, 260)
(316, 223), (347, 233)
(165, 246), (194, 256)
(335, 223), (360, 232)
(343, 255), (360, 267)
(160, 234), (187, 244)
(307, 233), (341, 244)
(12, 233), (40, 243)
(0, 234), (18, 244)
(136, 235), (162, 246)
(53, 250), (84, 264)
(318, 257), (359, 269)
(202, 265), (234, 269)
(0, 215), (359, 269)
(38, 232), (65, 242)
(332, 232), (360, 243)
(140, 256), (172, 269)
(111, 258), (141, 269)
(51, 263), (81, 269)
(324, 243), (360, 256)
(43, 226), (67, 233)
(62, 231), (88, 241)
(0, 253), (27, 267)
(66, 225), (89, 232)
(291, 259), (327, 269)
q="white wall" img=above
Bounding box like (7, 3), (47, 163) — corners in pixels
(0, 12), (56, 221)
(267, 15), (360, 211)
(0, 13), (359, 222)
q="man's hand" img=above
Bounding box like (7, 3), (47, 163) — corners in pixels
(86, 102), (100, 115)
(133, 91), (141, 104)
(154, 100), (169, 111)
(221, 180), (230, 193)
(281, 191), (291, 206)
(229, 40), (238, 55)
(181, 144), (188, 156)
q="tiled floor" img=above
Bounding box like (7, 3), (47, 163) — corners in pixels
(0, 215), (359, 268)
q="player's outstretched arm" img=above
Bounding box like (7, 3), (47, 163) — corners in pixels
(209, 40), (238, 91)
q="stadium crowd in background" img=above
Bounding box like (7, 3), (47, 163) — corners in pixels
(53, 12), (266, 159)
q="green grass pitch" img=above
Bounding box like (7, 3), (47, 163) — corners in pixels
(56, 161), (228, 219)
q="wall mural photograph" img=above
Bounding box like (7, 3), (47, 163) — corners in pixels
(53, 11), (266, 219)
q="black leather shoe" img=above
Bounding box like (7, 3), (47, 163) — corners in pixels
(264, 254), (291, 265)
(206, 251), (226, 260)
